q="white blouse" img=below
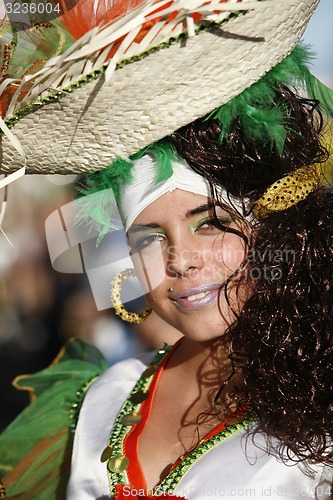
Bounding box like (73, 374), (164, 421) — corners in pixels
(67, 352), (332, 500)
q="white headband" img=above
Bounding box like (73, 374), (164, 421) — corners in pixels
(118, 153), (243, 231)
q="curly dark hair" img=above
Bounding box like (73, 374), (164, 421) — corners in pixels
(170, 86), (333, 465)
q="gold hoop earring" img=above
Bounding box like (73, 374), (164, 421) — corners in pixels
(111, 269), (152, 323)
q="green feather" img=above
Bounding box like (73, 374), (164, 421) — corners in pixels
(77, 140), (178, 244)
(207, 44), (316, 154)
(242, 105), (287, 155)
(149, 140), (178, 183)
(76, 156), (134, 244)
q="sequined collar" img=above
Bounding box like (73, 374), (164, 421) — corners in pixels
(100, 342), (251, 498)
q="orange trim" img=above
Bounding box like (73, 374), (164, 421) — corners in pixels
(168, 421), (228, 473)
(201, 419), (227, 442)
(11, 338), (79, 403)
(12, 375), (37, 402)
(123, 342), (180, 490)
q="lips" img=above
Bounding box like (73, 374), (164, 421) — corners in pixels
(170, 284), (225, 312)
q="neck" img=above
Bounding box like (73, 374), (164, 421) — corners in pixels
(166, 337), (233, 400)
(164, 336), (244, 416)
(168, 336), (232, 375)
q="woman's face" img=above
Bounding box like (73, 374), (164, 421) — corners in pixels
(128, 190), (248, 343)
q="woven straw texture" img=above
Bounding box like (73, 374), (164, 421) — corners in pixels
(0, 0), (319, 174)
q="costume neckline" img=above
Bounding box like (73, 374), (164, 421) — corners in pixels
(123, 339), (180, 491)
(103, 340), (251, 498)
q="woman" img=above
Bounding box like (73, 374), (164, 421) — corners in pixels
(0, 0), (332, 498)
(65, 55), (333, 496)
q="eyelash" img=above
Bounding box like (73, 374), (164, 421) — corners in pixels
(130, 217), (231, 252)
(131, 233), (166, 252)
(196, 217), (232, 232)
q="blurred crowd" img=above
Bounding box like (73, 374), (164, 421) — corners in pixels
(0, 175), (181, 430)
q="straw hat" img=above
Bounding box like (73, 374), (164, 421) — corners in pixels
(0, 0), (320, 177)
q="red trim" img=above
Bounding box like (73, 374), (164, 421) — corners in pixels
(124, 341), (182, 490)
(168, 419), (227, 473)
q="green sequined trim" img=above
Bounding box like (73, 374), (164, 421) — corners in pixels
(69, 375), (100, 435)
(106, 345), (171, 495)
(4, 11), (243, 130)
(156, 416), (252, 495)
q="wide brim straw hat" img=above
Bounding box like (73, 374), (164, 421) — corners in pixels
(0, 0), (320, 180)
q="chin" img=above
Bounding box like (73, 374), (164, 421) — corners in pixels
(174, 317), (230, 343)
(186, 332), (225, 345)
(151, 301), (235, 343)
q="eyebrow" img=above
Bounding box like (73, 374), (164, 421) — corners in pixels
(128, 202), (217, 235)
(186, 201), (216, 218)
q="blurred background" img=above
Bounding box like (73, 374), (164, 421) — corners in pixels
(0, 174), (183, 429)
(0, 0), (332, 430)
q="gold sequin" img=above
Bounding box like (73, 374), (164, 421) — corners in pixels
(121, 412), (142, 426)
(100, 444), (115, 463)
(129, 389), (149, 405)
(107, 455), (129, 473)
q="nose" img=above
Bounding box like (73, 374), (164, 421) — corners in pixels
(166, 238), (204, 277)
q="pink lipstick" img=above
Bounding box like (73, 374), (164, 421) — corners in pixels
(170, 284), (225, 312)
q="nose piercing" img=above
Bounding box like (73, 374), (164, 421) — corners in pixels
(168, 287), (174, 292)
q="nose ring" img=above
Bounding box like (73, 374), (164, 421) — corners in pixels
(168, 287), (174, 292)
